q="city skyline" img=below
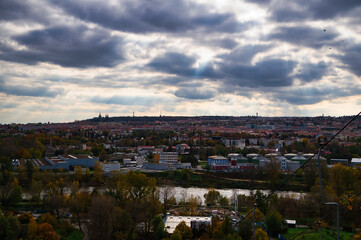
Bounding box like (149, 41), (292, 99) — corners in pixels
(1, 0), (361, 123)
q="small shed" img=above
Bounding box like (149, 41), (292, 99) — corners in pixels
(284, 219), (296, 228)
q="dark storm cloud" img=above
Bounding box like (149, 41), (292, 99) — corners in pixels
(51, 0), (245, 33)
(217, 44), (272, 64)
(248, 0), (361, 22)
(221, 59), (296, 88)
(148, 46), (296, 88)
(0, 26), (123, 68)
(90, 95), (167, 106)
(147, 52), (217, 78)
(218, 38), (239, 49)
(338, 44), (361, 76)
(269, 26), (338, 48)
(0, 0), (48, 22)
(272, 85), (361, 105)
(296, 62), (328, 82)
(0, 79), (64, 98)
(174, 88), (216, 100)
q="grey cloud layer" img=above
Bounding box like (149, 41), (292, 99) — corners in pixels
(90, 95), (168, 106)
(0, 79), (63, 98)
(0, 26), (123, 68)
(269, 26), (339, 48)
(250, 0), (361, 22)
(51, 0), (246, 34)
(0, 0), (360, 110)
(147, 49), (298, 88)
(272, 85), (361, 105)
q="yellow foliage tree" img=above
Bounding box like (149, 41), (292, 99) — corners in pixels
(255, 228), (268, 240)
(27, 218), (38, 240)
(38, 222), (58, 240)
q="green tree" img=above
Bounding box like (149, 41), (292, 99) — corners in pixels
(7, 185), (22, 207)
(171, 229), (182, 240)
(238, 218), (252, 240)
(152, 215), (167, 240)
(221, 216), (233, 236)
(7, 215), (20, 240)
(265, 209), (283, 237)
(204, 189), (221, 206)
(0, 212), (11, 240)
(25, 160), (34, 180)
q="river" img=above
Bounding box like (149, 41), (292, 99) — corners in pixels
(159, 187), (304, 205)
(24, 186), (304, 205)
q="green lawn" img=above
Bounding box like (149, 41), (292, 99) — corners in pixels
(283, 228), (354, 240)
(65, 230), (84, 240)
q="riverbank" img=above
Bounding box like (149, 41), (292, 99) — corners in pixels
(145, 170), (309, 192)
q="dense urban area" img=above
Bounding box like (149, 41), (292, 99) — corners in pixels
(0, 115), (360, 240)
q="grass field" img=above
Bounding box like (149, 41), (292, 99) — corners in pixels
(283, 228), (354, 240)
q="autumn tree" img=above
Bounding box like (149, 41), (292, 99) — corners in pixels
(27, 217), (38, 240)
(44, 178), (66, 218)
(266, 158), (280, 187)
(116, 171), (162, 237)
(69, 191), (91, 232)
(74, 166), (83, 182)
(175, 221), (193, 240)
(88, 195), (116, 240)
(254, 228), (268, 240)
(113, 207), (136, 240)
(39, 213), (58, 229)
(328, 163), (359, 197)
(38, 223), (58, 240)
(93, 161), (103, 184)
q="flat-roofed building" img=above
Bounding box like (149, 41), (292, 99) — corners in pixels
(13, 157), (69, 170)
(155, 152), (178, 164)
(330, 159), (349, 166)
(351, 158), (361, 168)
(208, 155), (230, 171)
(164, 215), (212, 234)
(58, 154), (98, 169)
(102, 162), (121, 172)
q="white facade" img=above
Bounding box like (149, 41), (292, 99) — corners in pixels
(102, 162), (120, 172)
(164, 215), (212, 234)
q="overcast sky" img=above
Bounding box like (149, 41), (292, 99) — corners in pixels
(1, 0), (361, 123)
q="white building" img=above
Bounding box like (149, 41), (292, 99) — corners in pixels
(351, 158), (361, 168)
(164, 215), (212, 234)
(102, 162), (121, 172)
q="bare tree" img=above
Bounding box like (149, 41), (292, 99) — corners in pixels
(180, 189), (188, 204)
(160, 180), (175, 214)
